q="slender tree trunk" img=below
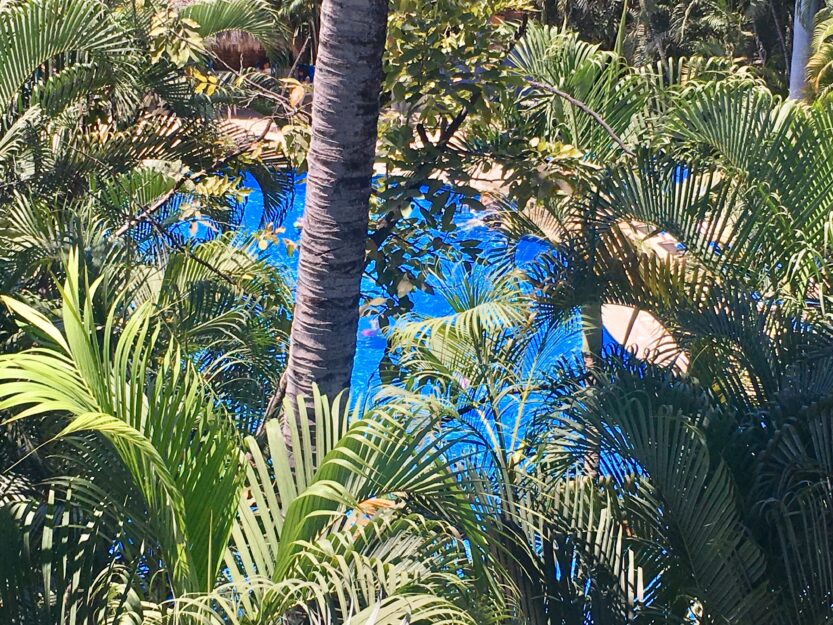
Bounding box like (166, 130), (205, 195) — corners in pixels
(580, 302), (604, 362)
(581, 302), (603, 478)
(771, 1), (790, 73)
(284, 0), (388, 407)
(541, 0), (558, 25)
(789, 0), (818, 99)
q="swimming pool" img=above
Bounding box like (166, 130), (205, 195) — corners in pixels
(239, 174), (586, 392)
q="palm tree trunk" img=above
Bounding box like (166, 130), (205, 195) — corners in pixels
(541, 0), (558, 25)
(580, 302), (604, 362)
(789, 0), (818, 99)
(581, 302), (603, 478)
(283, 0), (388, 407)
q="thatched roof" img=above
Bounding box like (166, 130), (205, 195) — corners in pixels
(208, 31), (268, 69)
(170, 0), (269, 68)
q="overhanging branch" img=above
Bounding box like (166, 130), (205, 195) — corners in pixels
(526, 80), (635, 157)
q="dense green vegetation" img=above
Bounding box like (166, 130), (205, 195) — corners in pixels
(2, 0), (833, 623)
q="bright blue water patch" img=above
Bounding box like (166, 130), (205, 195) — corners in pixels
(237, 176), (395, 389)
(236, 173), (585, 393)
(673, 163), (690, 183)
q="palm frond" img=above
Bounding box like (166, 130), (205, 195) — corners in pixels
(169, 391), (506, 623)
(181, 0), (286, 53)
(555, 367), (773, 624)
(0, 0), (133, 111)
(0, 251), (243, 593)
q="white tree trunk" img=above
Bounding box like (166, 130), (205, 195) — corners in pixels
(789, 0), (818, 99)
(284, 0), (388, 406)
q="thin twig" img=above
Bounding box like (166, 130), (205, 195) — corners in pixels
(260, 371), (287, 429)
(114, 119), (273, 236)
(214, 55), (303, 114)
(143, 213), (237, 286)
(286, 36), (311, 84)
(527, 80), (635, 157)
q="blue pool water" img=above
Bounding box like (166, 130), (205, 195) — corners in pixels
(238, 175), (585, 393)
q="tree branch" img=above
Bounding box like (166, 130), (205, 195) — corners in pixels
(526, 80), (635, 157)
(369, 15), (529, 249)
(113, 119), (274, 237)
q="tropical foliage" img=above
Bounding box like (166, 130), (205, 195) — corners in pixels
(537, 0), (795, 91)
(2, 0), (833, 624)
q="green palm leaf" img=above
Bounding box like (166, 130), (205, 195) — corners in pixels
(166, 391), (504, 623)
(0, 251), (243, 593)
(559, 369), (773, 624)
(181, 0), (286, 53)
(0, 0), (132, 111)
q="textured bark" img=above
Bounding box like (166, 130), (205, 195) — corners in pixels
(789, 0), (818, 99)
(283, 0), (388, 406)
